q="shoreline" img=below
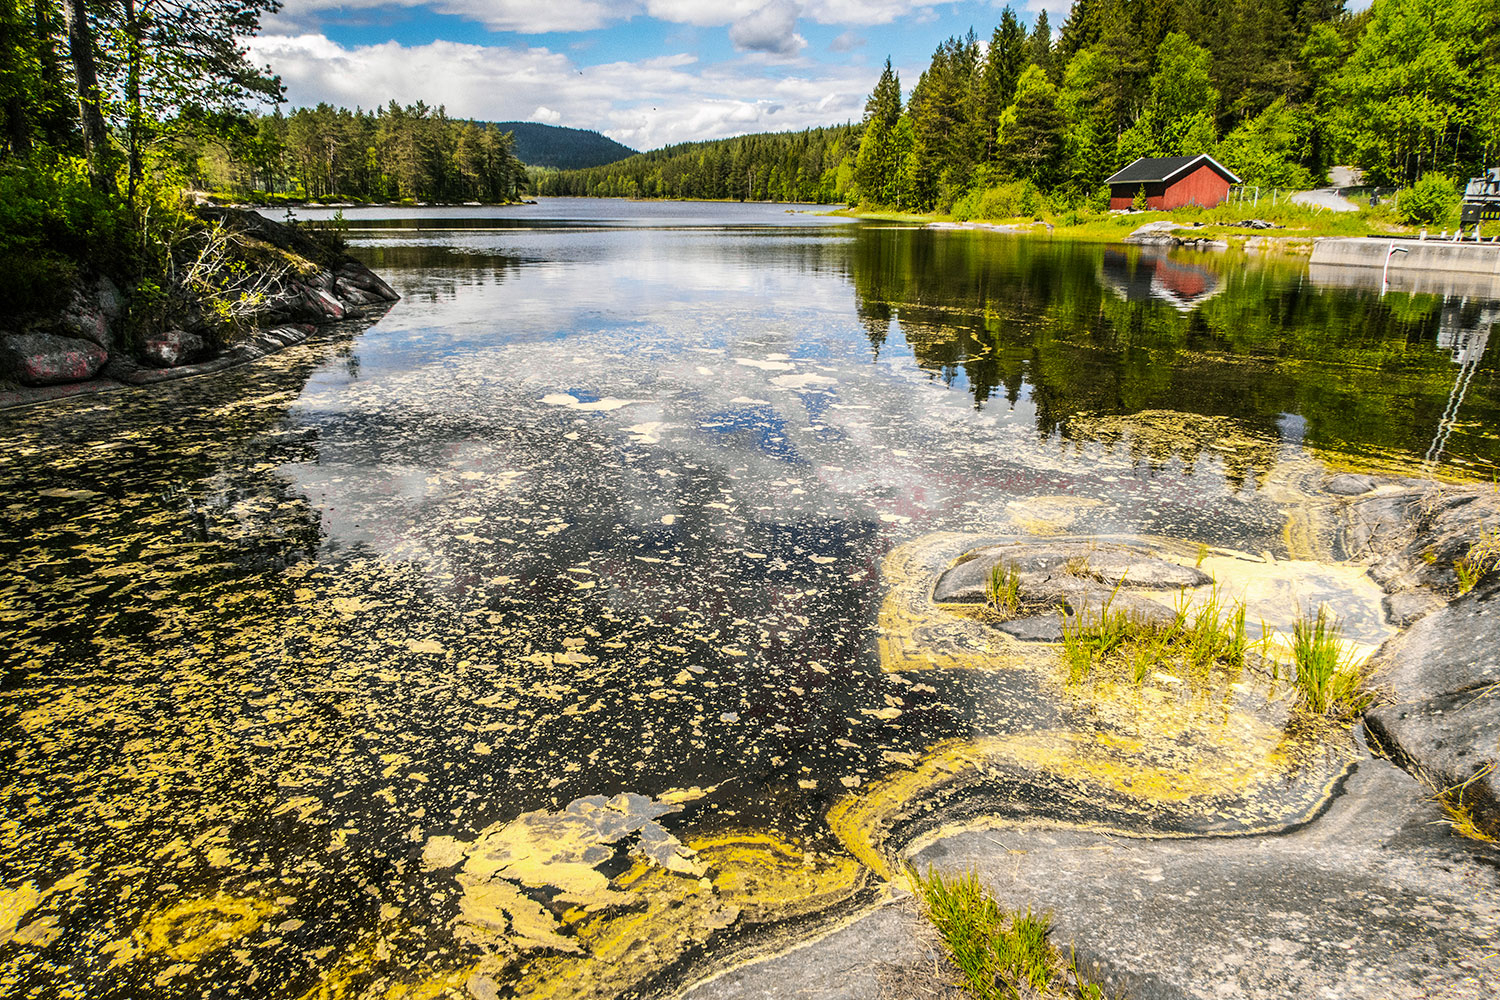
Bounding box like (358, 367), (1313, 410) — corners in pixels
(826, 205), (1415, 255)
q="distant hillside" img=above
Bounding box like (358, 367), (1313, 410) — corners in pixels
(533, 125), (859, 203)
(494, 122), (636, 170)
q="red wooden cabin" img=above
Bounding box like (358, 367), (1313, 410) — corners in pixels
(1106, 155), (1241, 211)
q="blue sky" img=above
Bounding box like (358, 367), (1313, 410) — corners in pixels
(251, 1), (1071, 150)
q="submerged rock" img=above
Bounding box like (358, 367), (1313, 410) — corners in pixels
(933, 541), (1210, 605)
(1325, 472), (1378, 495)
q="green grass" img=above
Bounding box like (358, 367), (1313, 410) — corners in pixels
(835, 195), (1450, 249)
(1060, 584), (1248, 692)
(985, 562), (1023, 616)
(1287, 605), (1372, 718)
(1454, 527), (1500, 595)
(913, 867), (1109, 1000)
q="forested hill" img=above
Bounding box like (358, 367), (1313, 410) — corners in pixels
(533, 125), (859, 203)
(494, 122), (636, 170)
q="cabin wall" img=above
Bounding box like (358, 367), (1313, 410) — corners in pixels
(1109, 181), (1166, 210)
(1160, 168), (1230, 209)
(1109, 167), (1231, 210)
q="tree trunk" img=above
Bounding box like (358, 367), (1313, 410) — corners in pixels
(60, 0), (112, 192)
(33, 0), (70, 148)
(124, 0), (142, 207)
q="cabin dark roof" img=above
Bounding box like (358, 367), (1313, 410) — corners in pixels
(1105, 154), (1241, 186)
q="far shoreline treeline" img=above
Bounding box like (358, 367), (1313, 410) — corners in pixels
(537, 0), (1496, 227)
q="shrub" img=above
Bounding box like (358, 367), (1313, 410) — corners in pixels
(1398, 172), (1461, 227)
(0, 157), (130, 317)
(951, 180), (1049, 222)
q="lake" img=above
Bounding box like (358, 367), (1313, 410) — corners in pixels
(1, 198), (1496, 999)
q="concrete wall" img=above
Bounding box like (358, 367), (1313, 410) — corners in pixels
(1309, 237), (1500, 277)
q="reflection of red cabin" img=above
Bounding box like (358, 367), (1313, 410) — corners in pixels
(1105, 155), (1241, 211)
(1152, 257), (1210, 301)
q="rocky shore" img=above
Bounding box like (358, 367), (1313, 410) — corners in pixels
(686, 473), (1500, 1000)
(0, 208), (398, 407)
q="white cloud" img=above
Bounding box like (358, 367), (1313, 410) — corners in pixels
(248, 34), (871, 149)
(271, 0), (966, 32)
(829, 29), (865, 51)
(644, 0), (766, 25)
(728, 1), (806, 56)
(275, 0), (627, 32)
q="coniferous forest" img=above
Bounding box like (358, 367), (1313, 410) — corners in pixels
(544, 0), (1499, 218)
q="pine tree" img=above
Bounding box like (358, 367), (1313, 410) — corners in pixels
(1027, 11), (1055, 79)
(978, 9), (1029, 164)
(1119, 31), (1220, 160)
(997, 64), (1066, 187)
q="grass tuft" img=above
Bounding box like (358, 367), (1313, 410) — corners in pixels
(1454, 526), (1500, 595)
(1061, 584), (1247, 693)
(1289, 605), (1372, 718)
(985, 561), (1022, 616)
(912, 866), (1111, 1000)
(1432, 764), (1497, 844)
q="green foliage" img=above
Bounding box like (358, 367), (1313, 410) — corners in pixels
(1288, 605), (1372, 718)
(996, 64), (1066, 187)
(186, 102), (529, 204)
(913, 867), (1109, 1000)
(0, 156), (129, 315)
(1218, 99), (1317, 188)
(816, 0), (1499, 213)
(951, 180), (1048, 221)
(1397, 172), (1461, 226)
(1331, 0), (1498, 184)
(1118, 32), (1219, 161)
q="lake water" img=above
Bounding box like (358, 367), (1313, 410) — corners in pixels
(2, 198), (1497, 1000)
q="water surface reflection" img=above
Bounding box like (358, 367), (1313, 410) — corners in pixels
(1, 199), (1496, 999)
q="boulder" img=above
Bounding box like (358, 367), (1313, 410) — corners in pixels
(2, 331), (108, 385)
(1365, 574), (1500, 705)
(55, 277), (120, 350)
(141, 329), (207, 368)
(1365, 689), (1500, 838)
(1325, 473), (1378, 496)
(933, 542), (1209, 604)
(306, 286), (346, 320)
(334, 278), (382, 306)
(336, 264), (399, 301)
(1363, 572), (1500, 837)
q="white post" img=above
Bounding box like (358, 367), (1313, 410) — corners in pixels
(1382, 242), (1409, 296)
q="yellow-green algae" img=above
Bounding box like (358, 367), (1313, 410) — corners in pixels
(132, 894), (282, 963)
(0, 309), (1434, 1000)
(838, 528), (1380, 879)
